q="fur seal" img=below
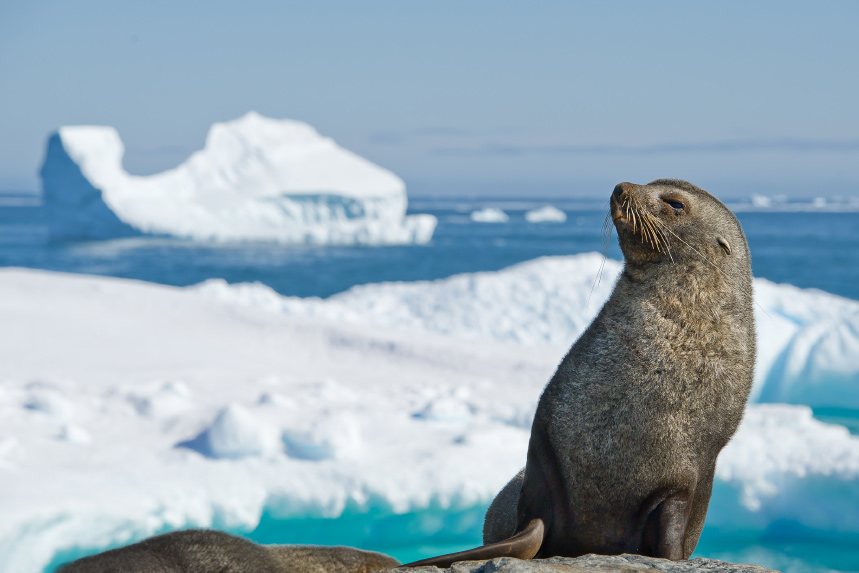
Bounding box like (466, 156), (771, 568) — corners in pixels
(405, 179), (756, 567)
(57, 529), (400, 573)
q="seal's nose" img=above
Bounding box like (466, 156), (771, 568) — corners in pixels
(612, 182), (634, 202)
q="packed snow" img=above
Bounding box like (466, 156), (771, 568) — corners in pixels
(39, 112), (436, 244)
(2, 255), (859, 571)
(196, 253), (859, 410)
(470, 207), (509, 223)
(524, 205), (567, 223)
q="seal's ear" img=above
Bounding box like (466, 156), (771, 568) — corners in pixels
(717, 236), (732, 256)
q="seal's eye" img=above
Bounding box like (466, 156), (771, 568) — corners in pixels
(664, 199), (684, 211)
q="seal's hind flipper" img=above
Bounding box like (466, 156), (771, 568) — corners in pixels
(642, 491), (693, 560)
(401, 518), (544, 568)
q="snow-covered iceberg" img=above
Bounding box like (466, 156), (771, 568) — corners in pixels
(39, 112), (436, 244)
(2, 260), (859, 571)
(196, 253), (859, 410)
(711, 404), (859, 537)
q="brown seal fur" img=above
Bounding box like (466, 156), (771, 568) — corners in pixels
(57, 529), (400, 573)
(406, 179), (756, 567)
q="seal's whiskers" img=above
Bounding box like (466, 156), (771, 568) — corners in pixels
(589, 203), (614, 309)
(627, 196), (673, 262)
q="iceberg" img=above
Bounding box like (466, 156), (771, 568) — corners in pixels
(39, 112), (436, 244)
(194, 254), (619, 345)
(711, 404), (859, 537)
(195, 253), (859, 410)
(2, 261), (859, 571)
(469, 207), (509, 223)
(751, 280), (859, 408)
(524, 205), (567, 223)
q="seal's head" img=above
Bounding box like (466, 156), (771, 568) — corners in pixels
(610, 179), (750, 278)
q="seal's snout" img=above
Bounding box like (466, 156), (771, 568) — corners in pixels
(611, 182), (636, 222)
(612, 182), (634, 202)
(610, 181), (668, 257)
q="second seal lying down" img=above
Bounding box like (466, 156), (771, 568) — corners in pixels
(406, 179), (756, 567)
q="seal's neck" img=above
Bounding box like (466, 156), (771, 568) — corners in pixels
(621, 259), (747, 319)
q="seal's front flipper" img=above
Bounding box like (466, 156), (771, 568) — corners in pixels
(642, 493), (692, 560)
(401, 518), (545, 568)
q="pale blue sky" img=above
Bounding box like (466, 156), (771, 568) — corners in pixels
(1, 1), (857, 197)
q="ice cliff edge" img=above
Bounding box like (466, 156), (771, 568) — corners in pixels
(39, 112), (437, 244)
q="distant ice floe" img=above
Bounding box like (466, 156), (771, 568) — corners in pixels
(728, 194), (859, 212)
(39, 112), (436, 245)
(524, 205), (566, 223)
(2, 262), (859, 571)
(470, 207), (509, 223)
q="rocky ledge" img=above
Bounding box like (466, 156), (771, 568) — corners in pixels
(384, 554), (779, 573)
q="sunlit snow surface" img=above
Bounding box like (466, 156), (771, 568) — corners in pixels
(40, 112), (436, 244)
(1, 254), (858, 572)
(196, 253), (859, 410)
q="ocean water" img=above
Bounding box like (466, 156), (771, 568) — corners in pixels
(43, 509), (859, 573)
(4, 195), (859, 573)
(2, 197), (859, 301)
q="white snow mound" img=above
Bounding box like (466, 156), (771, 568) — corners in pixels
(194, 253), (619, 346)
(196, 253), (859, 409)
(188, 404), (281, 459)
(39, 112), (436, 244)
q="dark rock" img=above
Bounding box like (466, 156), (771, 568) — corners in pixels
(384, 554), (779, 573)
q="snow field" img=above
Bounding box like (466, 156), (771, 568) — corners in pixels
(1, 254), (858, 571)
(197, 253), (859, 410)
(0, 268), (553, 571)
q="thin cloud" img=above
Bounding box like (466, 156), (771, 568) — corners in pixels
(369, 127), (522, 145)
(431, 138), (859, 157)
(412, 127), (473, 137)
(368, 131), (406, 145)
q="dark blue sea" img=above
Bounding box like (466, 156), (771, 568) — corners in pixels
(2, 196), (859, 302)
(3, 194), (859, 573)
